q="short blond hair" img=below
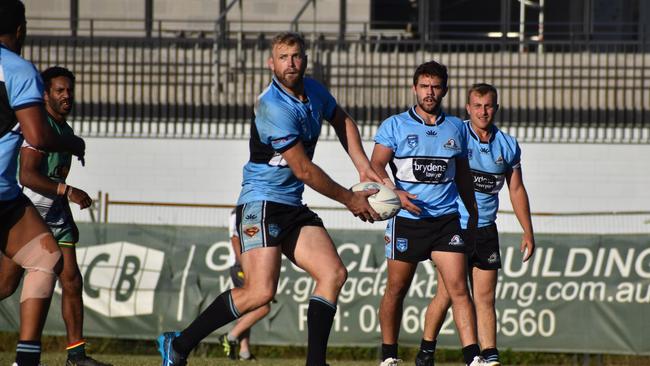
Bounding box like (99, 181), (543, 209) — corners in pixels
(270, 32), (306, 54)
(467, 83), (498, 105)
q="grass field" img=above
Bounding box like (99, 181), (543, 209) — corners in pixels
(3, 351), (650, 366)
(1, 333), (650, 366)
(0, 353), (398, 366)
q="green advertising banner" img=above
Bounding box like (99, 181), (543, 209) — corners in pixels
(1, 223), (649, 354)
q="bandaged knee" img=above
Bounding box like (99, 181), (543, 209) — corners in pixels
(10, 233), (61, 302)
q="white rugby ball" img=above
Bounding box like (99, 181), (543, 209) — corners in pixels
(350, 182), (401, 221)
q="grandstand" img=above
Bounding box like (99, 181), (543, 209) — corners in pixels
(21, 0), (650, 143)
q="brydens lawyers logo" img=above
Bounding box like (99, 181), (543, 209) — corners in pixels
(54, 242), (164, 318)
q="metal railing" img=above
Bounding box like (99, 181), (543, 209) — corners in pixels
(23, 31), (650, 143)
(88, 194), (650, 234)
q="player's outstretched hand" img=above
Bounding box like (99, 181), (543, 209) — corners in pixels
(346, 189), (380, 223)
(521, 233), (535, 262)
(68, 186), (92, 209)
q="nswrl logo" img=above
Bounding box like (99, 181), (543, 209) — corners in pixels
(55, 242), (165, 317)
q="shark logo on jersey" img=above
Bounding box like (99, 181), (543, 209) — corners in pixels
(396, 238), (408, 252)
(426, 130), (438, 137)
(480, 147), (490, 154)
(495, 155), (504, 165)
(268, 152), (289, 167)
(443, 138), (460, 150)
(268, 224), (281, 238)
(407, 134), (419, 148)
(449, 235), (464, 246)
(488, 251), (500, 264)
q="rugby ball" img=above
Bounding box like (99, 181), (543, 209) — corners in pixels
(350, 182), (401, 221)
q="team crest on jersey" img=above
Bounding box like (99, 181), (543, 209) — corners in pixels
(243, 225), (261, 238)
(396, 238), (408, 252)
(448, 235), (464, 246)
(407, 134), (419, 148)
(268, 224), (281, 238)
(443, 138), (460, 150)
(488, 251), (500, 264)
(495, 155), (504, 165)
(426, 130), (438, 137)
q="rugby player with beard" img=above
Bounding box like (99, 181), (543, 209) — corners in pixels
(158, 31), (382, 366)
(370, 61), (487, 366)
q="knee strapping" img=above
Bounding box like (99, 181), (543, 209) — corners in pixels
(10, 233), (61, 302)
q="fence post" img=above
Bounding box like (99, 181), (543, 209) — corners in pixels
(103, 192), (109, 223)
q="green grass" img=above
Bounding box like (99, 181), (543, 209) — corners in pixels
(1, 333), (650, 366)
(0, 353), (397, 366)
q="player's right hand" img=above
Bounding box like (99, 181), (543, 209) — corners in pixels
(395, 190), (421, 216)
(68, 186), (92, 209)
(346, 189), (381, 222)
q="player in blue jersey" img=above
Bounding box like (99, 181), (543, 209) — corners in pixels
(0, 2), (85, 366)
(416, 84), (535, 366)
(157, 32), (381, 366)
(371, 61), (487, 366)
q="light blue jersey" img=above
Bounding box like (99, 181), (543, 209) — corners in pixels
(375, 107), (467, 219)
(237, 77), (337, 206)
(458, 121), (521, 228)
(0, 45), (44, 201)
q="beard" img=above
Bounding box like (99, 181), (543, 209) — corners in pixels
(274, 67), (305, 90)
(417, 96), (440, 115)
(48, 99), (72, 118)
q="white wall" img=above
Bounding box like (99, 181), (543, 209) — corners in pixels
(64, 137), (650, 233)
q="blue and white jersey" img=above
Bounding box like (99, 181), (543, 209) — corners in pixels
(0, 45), (44, 201)
(458, 121), (521, 228)
(237, 77), (337, 206)
(375, 107), (467, 219)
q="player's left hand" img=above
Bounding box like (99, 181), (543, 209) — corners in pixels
(68, 186), (93, 209)
(521, 233), (535, 262)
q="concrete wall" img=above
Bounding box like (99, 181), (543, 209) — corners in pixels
(64, 137), (650, 233)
